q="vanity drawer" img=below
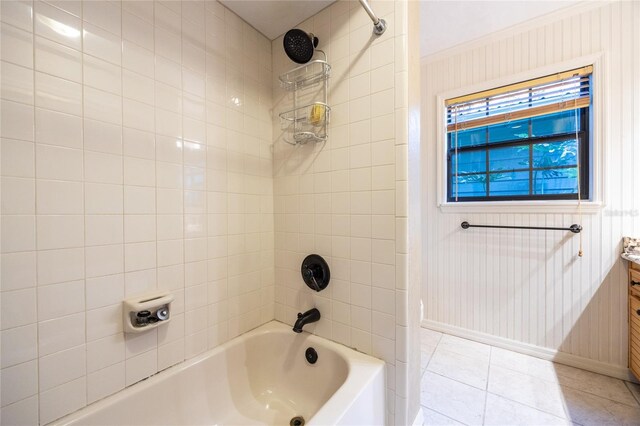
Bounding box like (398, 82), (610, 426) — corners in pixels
(631, 295), (640, 327)
(631, 294), (640, 314)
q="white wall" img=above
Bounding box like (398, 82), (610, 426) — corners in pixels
(271, 0), (418, 423)
(0, 1), (274, 423)
(419, 0), (580, 57)
(421, 1), (640, 376)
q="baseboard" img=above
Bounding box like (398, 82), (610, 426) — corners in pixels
(421, 319), (637, 383)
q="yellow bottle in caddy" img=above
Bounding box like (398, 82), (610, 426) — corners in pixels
(309, 104), (325, 126)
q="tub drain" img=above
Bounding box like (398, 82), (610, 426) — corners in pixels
(290, 416), (305, 426)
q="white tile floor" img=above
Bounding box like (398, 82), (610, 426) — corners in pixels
(420, 328), (640, 426)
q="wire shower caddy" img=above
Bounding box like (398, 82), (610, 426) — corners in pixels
(278, 59), (331, 145)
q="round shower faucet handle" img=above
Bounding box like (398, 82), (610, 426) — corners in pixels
(300, 254), (330, 292)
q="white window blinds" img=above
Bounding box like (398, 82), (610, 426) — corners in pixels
(446, 65), (592, 132)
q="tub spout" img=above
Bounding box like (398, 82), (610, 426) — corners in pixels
(293, 308), (321, 333)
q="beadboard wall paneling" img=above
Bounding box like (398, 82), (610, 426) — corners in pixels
(271, 0), (414, 423)
(0, 1), (274, 423)
(421, 1), (640, 372)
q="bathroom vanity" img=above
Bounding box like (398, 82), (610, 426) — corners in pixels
(625, 254), (640, 379)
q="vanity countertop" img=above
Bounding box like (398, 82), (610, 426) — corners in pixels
(621, 252), (640, 266)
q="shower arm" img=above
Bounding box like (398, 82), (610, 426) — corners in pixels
(358, 0), (387, 35)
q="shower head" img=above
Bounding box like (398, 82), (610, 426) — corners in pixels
(283, 29), (318, 64)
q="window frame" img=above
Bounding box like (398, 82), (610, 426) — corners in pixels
(446, 108), (590, 202)
(435, 56), (605, 214)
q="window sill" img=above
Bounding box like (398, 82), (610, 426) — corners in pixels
(439, 200), (602, 214)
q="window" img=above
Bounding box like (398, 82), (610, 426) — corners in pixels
(446, 66), (592, 202)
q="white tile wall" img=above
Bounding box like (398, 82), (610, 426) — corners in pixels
(271, 0), (412, 424)
(0, 0), (274, 423)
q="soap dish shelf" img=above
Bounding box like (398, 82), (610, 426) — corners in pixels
(279, 102), (331, 144)
(123, 291), (174, 333)
(279, 60), (331, 91)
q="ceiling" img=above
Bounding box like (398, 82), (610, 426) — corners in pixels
(219, 0), (580, 52)
(219, 0), (335, 40)
(420, 0), (580, 57)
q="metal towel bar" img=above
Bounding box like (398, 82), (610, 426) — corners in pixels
(461, 221), (582, 234)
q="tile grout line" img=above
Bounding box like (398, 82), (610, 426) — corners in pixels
(120, 0), (128, 391)
(490, 359), (640, 409)
(624, 381), (640, 405)
(458, 331), (640, 409)
(418, 404), (468, 426)
(486, 350), (635, 416)
(422, 332), (640, 425)
(483, 384), (576, 424)
(31, 0), (41, 423)
(484, 360), (638, 416)
(423, 337), (491, 391)
(421, 330), (443, 372)
(555, 381), (640, 410)
(420, 333), (480, 425)
(481, 346), (492, 425)
(422, 354), (568, 423)
(152, 0), (160, 365)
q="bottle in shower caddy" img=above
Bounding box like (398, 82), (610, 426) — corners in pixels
(309, 104), (325, 126)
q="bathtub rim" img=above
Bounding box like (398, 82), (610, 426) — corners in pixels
(50, 320), (385, 426)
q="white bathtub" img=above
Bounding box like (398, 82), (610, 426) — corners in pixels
(53, 321), (386, 426)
